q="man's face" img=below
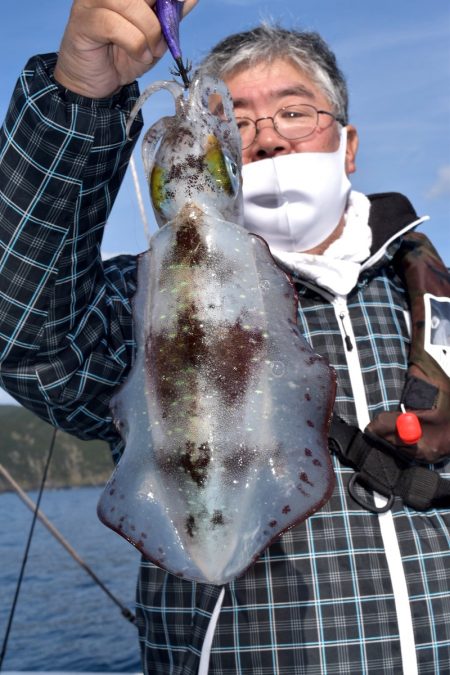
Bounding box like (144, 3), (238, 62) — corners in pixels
(224, 58), (357, 172)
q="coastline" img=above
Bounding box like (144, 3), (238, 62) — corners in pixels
(0, 405), (114, 493)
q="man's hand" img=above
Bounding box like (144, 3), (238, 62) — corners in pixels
(54, 0), (198, 98)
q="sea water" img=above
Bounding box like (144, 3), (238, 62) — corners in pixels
(0, 486), (142, 672)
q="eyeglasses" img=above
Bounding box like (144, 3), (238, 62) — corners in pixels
(235, 104), (345, 150)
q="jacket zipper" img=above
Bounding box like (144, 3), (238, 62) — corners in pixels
(331, 294), (418, 675)
(338, 311), (353, 351)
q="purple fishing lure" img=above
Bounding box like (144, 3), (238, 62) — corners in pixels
(97, 74), (336, 585)
(155, 0), (190, 87)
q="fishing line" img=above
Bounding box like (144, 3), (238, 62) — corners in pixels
(0, 427), (57, 671)
(129, 153), (151, 244)
(0, 429), (137, 668)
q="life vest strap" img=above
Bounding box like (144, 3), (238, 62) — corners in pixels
(329, 414), (450, 513)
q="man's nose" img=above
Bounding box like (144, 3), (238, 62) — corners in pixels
(249, 118), (291, 160)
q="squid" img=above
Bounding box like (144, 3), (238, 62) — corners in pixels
(97, 73), (336, 585)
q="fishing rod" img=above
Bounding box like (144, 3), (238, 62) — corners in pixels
(0, 443), (136, 668)
(0, 428), (56, 670)
(0, 463), (137, 622)
(0, 427), (57, 670)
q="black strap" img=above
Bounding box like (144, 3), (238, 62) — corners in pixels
(329, 415), (450, 513)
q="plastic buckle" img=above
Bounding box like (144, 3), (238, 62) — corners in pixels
(348, 473), (395, 514)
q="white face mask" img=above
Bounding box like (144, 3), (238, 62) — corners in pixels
(242, 129), (351, 253)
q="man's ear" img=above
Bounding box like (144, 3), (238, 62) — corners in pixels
(345, 125), (359, 175)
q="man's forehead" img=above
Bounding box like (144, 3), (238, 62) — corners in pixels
(224, 59), (327, 109)
(231, 84), (317, 109)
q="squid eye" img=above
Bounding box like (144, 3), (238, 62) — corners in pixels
(150, 165), (168, 214)
(205, 135), (240, 197)
(224, 154), (240, 194)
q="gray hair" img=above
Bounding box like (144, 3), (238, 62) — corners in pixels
(197, 24), (349, 125)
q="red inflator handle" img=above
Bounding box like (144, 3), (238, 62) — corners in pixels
(396, 405), (422, 445)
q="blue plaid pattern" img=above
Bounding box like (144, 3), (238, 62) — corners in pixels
(0, 54), (142, 460)
(1, 55), (449, 674)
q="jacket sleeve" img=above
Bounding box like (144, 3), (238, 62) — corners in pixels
(0, 53), (144, 455)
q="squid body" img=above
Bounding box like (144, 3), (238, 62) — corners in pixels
(97, 74), (336, 584)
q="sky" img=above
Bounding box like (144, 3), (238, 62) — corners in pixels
(0, 0), (449, 404)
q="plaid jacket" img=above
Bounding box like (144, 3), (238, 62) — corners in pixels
(1, 55), (449, 675)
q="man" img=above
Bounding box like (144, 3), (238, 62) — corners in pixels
(1, 2), (449, 674)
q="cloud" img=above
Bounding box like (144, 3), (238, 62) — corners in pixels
(426, 165), (450, 199)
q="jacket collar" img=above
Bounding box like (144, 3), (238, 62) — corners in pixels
(363, 193), (429, 272)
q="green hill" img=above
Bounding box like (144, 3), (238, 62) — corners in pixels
(0, 405), (115, 493)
